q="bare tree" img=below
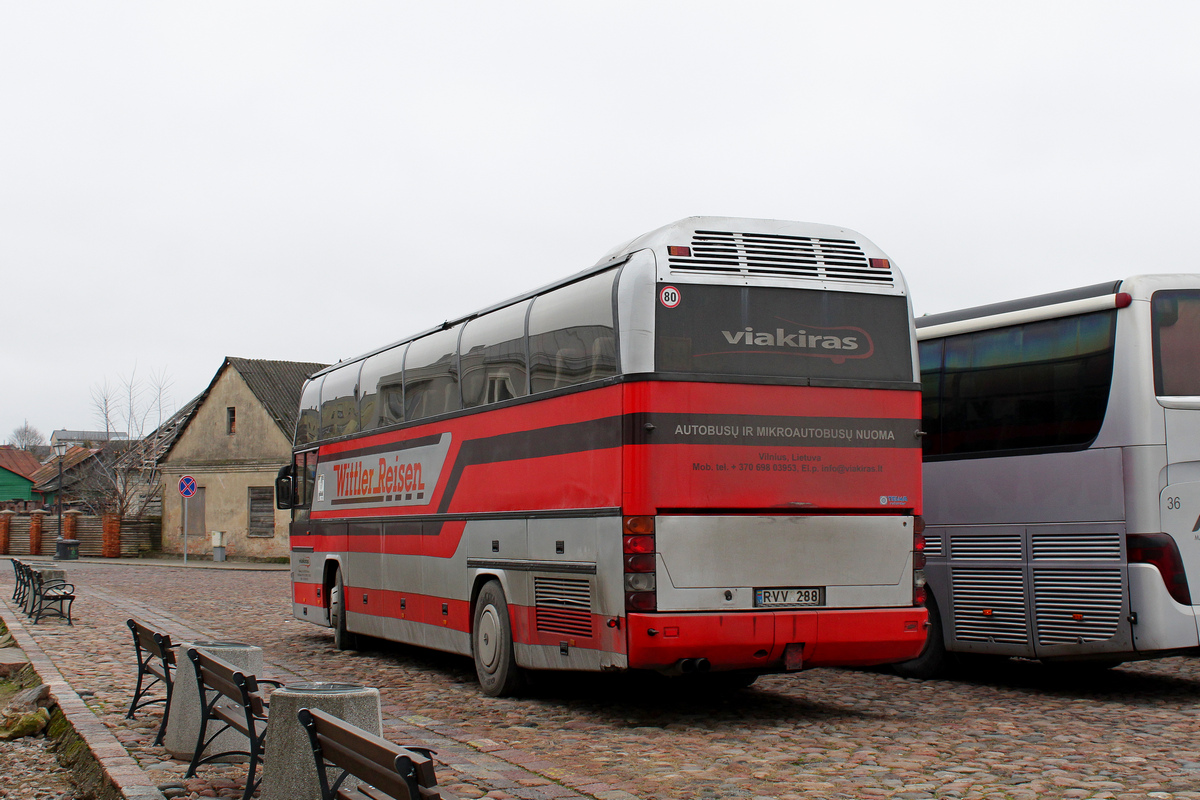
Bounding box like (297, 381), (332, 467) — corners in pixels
(82, 368), (176, 519)
(6, 420), (45, 451)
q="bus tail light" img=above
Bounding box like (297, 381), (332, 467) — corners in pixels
(912, 516), (927, 606)
(624, 516), (657, 612)
(1128, 533), (1193, 606)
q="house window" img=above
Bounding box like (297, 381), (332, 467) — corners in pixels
(227, 407), (236, 435)
(248, 487), (275, 537)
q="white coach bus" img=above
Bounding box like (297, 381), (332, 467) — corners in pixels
(896, 275), (1200, 677)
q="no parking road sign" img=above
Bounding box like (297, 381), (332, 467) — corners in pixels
(178, 475), (198, 498)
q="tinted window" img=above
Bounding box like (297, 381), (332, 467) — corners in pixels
(656, 284), (913, 382)
(359, 344), (407, 430)
(922, 310), (1116, 458)
(529, 271), (617, 393)
(461, 301), (530, 408)
(404, 326), (462, 420)
(295, 377), (323, 446)
(318, 364), (361, 439)
(1152, 290), (1200, 396)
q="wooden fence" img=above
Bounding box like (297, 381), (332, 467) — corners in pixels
(4, 514), (160, 558)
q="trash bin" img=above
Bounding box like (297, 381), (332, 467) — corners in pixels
(54, 539), (80, 560)
(210, 531), (226, 562)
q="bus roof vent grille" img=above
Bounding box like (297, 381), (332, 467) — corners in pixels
(667, 229), (893, 285)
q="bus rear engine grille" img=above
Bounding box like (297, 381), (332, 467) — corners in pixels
(534, 577), (593, 638)
(1033, 569), (1123, 646)
(951, 568), (1029, 645)
(668, 230), (893, 285)
(1031, 532), (1121, 561)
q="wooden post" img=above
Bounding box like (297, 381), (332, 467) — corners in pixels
(0, 510), (12, 555)
(29, 510), (47, 556)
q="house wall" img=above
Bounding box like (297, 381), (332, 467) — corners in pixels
(160, 367), (294, 560)
(0, 469), (35, 503)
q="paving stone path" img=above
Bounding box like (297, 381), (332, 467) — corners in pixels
(8, 560), (1200, 800)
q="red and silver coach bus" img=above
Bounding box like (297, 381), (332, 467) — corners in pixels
(277, 217), (928, 695)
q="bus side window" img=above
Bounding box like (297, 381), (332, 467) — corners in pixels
(528, 270), (617, 394)
(404, 325), (462, 421)
(461, 300), (530, 408)
(360, 345), (407, 430)
(319, 363), (361, 439)
(295, 376), (324, 446)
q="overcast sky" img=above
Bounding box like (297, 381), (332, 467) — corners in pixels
(3, 2), (1198, 445)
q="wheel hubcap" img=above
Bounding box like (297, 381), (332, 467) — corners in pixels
(477, 605), (500, 671)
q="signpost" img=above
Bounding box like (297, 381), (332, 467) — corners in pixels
(178, 476), (197, 564)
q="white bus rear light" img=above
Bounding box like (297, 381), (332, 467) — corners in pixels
(667, 246), (691, 257)
(624, 573), (656, 592)
(1116, 292), (1132, 308)
(869, 258), (890, 269)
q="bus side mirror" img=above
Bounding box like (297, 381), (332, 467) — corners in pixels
(276, 464), (295, 510)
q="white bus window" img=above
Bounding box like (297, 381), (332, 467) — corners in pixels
(319, 364), (361, 439)
(359, 344), (407, 430)
(528, 271), (617, 394)
(404, 326), (462, 420)
(295, 376), (323, 446)
(461, 301), (530, 408)
(1153, 290), (1200, 396)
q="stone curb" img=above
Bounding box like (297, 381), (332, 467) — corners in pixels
(0, 596), (167, 800)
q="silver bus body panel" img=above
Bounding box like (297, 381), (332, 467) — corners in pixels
(655, 515), (914, 612)
(616, 249), (657, 376)
(1129, 564), (1200, 650)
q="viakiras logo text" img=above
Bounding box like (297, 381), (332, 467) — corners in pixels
(715, 318), (874, 365)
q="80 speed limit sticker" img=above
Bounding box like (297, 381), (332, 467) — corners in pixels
(660, 285), (681, 308)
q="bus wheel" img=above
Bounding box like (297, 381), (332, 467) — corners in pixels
(331, 568), (358, 651)
(892, 593), (946, 680)
(472, 580), (523, 697)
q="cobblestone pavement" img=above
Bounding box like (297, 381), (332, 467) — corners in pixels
(7, 560), (1200, 800)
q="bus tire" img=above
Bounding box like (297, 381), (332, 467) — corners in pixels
(892, 593), (946, 680)
(472, 580), (523, 697)
(331, 568), (359, 651)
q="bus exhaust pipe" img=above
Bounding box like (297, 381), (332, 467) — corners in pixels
(695, 658), (711, 673)
(679, 658), (697, 674)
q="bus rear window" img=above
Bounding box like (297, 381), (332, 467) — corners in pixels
(1152, 290), (1200, 396)
(655, 284), (913, 382)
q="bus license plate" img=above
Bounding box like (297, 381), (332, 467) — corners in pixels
(755, 587), (825, 607)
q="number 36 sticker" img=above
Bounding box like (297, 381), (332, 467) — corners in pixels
(660, 285), (681, 308)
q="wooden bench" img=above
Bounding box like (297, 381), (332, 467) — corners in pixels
(184, 647), (282, 800)
(298, 707), (448, 800)
(29, 570), (75, 625)
(125, 619), (176, 745)
(10, 559), (30, 608)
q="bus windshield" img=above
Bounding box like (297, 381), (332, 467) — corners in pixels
(655, 284), (913, 381)
(1153, 289), (1200, 396)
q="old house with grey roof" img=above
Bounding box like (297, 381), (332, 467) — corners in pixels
(157, 357), (325, 560)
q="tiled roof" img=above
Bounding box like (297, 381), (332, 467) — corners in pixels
(227, 357), (327, 438)
(0, 447), (42, 480)
(158, 357), (326, 463)
(30, 446), (100, 491)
